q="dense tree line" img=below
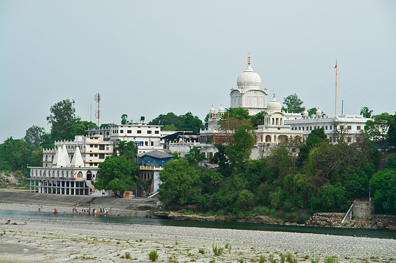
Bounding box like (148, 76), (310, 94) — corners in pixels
(158, 122), (396, 221)
(148, 112), (204, 133)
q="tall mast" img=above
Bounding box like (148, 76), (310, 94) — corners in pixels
(334, 61), (338, 117)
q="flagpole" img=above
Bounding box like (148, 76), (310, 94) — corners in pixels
(334, 61), (338, 117)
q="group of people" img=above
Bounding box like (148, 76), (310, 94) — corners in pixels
(72, 206), (109, 216)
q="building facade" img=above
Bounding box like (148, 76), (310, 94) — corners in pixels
(230, 56), (268, 115)
(136, 150), (174, 194)
(87, 118), (165, 154)
(28, 135), (114, 195)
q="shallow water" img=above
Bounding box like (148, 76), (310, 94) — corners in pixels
(1, 209), (396, 239)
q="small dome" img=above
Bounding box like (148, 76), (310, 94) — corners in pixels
(237, 57), (261, 89)
(267, 96), (282, 112)
(316, 108), (322, 117)
(209, 106), (215, 114)
(218, 105), (225, 113)
(303, 109), (308, 118)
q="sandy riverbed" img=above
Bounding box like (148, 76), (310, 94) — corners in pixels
(1, 203), (396, 263)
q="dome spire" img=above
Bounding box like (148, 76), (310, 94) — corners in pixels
(248, 55), (251, 65)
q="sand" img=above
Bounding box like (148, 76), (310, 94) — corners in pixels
(0, 203), (396, 263)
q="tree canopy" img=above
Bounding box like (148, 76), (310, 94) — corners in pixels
(360, 106), (373, 118)
(158, 158), (201, 206)
(283, 93), (305, 113)
(95, 155), (139, 196)
(47, 99), (98, 141)
(149, 112), (204, 133)
(365, 113), (395, 146)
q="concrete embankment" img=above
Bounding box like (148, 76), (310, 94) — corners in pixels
(152, 211), (287, 225)
(306, 212), (396, 230)
(0, 191), (160, 217)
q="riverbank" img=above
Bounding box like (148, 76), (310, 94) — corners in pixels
(0, 190), (158, 217)
(1, 214), (396, 263)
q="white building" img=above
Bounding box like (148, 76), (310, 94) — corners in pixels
(230, 56), (268, 115)
(253, 95), (303, 158)
(284, 109), (371, 143)
(87, 117), (165, 154)
(28, 135), (114, 195)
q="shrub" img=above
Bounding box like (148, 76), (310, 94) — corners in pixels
(212, 244), (224, 256)
(149, 250), (158, 262)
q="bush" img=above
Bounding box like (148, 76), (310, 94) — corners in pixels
(148, 250), (158, 261)
(212, 244), (224, 256)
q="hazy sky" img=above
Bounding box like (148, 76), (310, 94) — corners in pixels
(1, 1), (395, 143)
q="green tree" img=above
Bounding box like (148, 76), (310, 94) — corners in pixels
(24, 125), (46, 148)
(95, 155), (139, 196)
(0, 137), (41, 171)
(360, 106), (373, 118)
(365, 113), (395, 148)
(224, 124), (255, 169)
(163, 124), (177, 131)
(370, 168), (396, 214)
(387, 114), (396, 147)
(115, 140), (136, 161)
(210, 143), (232, 177)
(47, 99), (77, 141)
(158, 159), (201, 206)
(185, 147), (206, 166)
(283, 93), (305, 113)
(235, 189), (255, 211)
(121, 114), (128, 125)
(250, 111), (265, 128)
(149, 112), (183, 130)
(181, 112), (204, 133)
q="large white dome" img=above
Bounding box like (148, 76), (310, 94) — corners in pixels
(237, 58), (261, 89)
(267, 97), (282, 112)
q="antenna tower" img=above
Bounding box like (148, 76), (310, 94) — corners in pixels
(94, 93), (100, 126)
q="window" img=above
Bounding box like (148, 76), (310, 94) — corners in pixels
(330, 126), (332, 130)
(120, 130), (124, 133)
(357, 126), (361, 130)
(127, 130), (132, 133)
(137, 130), (142, 134)
(347, 137), (352, 143)
(147, 130), (152, 134)
(151, 141), (154, 146)
(99, 145), (105, 150)
(347, 126), (352, 130)
(106, 146), (109, 150)
(99, 154), (105, 159)
(90, 154), (93, 157)
(155, 131), (159, 134)
(94, 144), (98, 148)
(94, 154), (98, 157)
(325, 126), (328, 130)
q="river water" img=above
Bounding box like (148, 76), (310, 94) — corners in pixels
(1, 209), (396, 239)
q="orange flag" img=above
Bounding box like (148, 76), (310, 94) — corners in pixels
(334, 64), (337, 69)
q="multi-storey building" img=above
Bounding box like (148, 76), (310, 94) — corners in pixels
(28, 135), (113, 195)
(87, 117), (165, 154)
(284, 109), (371, 143)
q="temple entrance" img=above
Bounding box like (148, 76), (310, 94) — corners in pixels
(87, 170), (92, 181)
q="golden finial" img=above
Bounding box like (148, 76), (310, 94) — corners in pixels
(248, 55), (251, 65)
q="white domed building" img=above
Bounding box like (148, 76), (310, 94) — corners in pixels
(253, 94), (303, 158)
(230, 56), (268, 115)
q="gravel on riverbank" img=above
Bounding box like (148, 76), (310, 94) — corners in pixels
(1, 203), (396, 262)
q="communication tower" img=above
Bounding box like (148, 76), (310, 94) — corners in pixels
(94, 93), (100, 126)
